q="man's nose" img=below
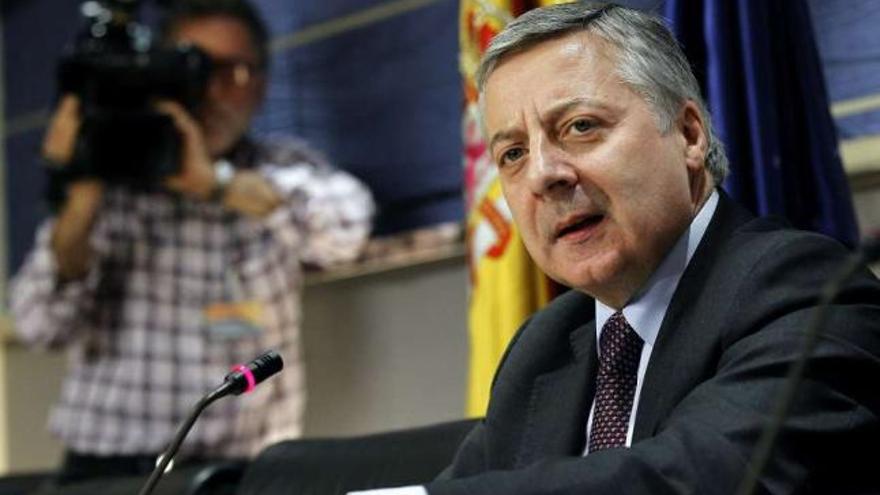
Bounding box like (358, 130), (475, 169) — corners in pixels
(527, 139), (577, 198)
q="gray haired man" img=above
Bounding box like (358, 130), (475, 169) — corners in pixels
(354, 2), (880, 494)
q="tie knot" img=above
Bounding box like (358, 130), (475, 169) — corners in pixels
(599, 311), (644, 374)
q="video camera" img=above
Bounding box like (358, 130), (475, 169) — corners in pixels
(49, 0), (212, 199)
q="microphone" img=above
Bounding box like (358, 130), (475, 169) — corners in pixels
(137, 350), (284, 495)
(737, 238), (878, 495)
(220, 349), (284, 397)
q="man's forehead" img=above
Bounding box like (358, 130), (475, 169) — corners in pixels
(171, 15), (259, 60)
(481, 33), (621, 134)
(484, 34), (618, 99)
(492, 31), (610, 78)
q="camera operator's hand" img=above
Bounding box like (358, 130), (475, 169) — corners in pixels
(43, 94), (81, 166)
(157, 100), (282, 217)
(223, 170), (283, 217)
(43, 95), (106, 281)
(155, 100), (216, 200)
(52, 180), (105, 281)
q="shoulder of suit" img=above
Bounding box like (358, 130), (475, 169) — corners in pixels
(504, 290), (594, 358)
(691, 215), (871, 330)
(723, 216), (853, 269)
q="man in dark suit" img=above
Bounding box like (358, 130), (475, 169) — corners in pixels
(353, 3), (880, 495)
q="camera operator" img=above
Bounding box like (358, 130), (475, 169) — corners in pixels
(9, 0), (374, 484)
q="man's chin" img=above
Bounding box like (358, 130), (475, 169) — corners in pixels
(551, 259), (628, 303)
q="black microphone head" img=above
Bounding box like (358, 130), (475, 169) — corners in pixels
(224, 350), (284, 395)
(248, 349), (284, 382)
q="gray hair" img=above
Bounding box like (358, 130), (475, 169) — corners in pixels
(476, 2), (728, 185)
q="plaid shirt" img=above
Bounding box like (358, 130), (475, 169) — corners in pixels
(9, 137), (374, 458)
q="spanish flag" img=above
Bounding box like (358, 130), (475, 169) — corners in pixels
(460, 0), (570, 416)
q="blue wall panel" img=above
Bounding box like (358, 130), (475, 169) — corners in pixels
(254, 0), (463, 234)
(809, 0), (880, 140)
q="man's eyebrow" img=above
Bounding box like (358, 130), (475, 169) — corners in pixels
(488, 129), (523, 154)
(487, 98), (615, 152)
(543, 97), (614, 124)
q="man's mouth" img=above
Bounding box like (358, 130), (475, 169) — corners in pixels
(555, 214), (605, 240)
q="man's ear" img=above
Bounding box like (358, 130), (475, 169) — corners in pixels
(678, 100), (708, 173)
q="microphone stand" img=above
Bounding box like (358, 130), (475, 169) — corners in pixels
(137, 383), (233, 495)
(136, 350), (283, 495)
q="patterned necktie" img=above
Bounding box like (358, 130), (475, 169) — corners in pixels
(588, 311), (645, 453)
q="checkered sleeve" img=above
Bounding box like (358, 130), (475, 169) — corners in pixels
(8, 220), (103, 349)
(253, 138), (375, 268)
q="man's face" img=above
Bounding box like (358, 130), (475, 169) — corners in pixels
(483, 32), (710, 307)
(171, 15), (266, 158)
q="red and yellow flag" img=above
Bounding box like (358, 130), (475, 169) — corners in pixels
(460, 0), (570, 416)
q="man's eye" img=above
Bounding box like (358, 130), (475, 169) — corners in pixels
(501, 148), (525, 165)
(570, 119), (594, 134)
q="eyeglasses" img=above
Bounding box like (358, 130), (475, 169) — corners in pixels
(211, 58), (263, 88)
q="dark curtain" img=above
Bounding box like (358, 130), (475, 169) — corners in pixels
(665, 0), (859, 247)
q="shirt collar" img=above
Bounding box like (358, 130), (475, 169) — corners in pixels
(595, 190), (719, 347)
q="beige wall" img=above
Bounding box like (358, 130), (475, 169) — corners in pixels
(0, 347), (65, 473)
(0, 13), (11, 473)
(853, 187), (880, 236)
(302, 255), (469, 436)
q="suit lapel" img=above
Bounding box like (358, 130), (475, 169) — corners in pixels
(632, 191), (753, 441)
(515, 318), (598, 466)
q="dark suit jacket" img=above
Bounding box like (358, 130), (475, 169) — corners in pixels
(426, 192), (880, 495)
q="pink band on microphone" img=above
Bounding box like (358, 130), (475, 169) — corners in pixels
(231, 364), (256, 393)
